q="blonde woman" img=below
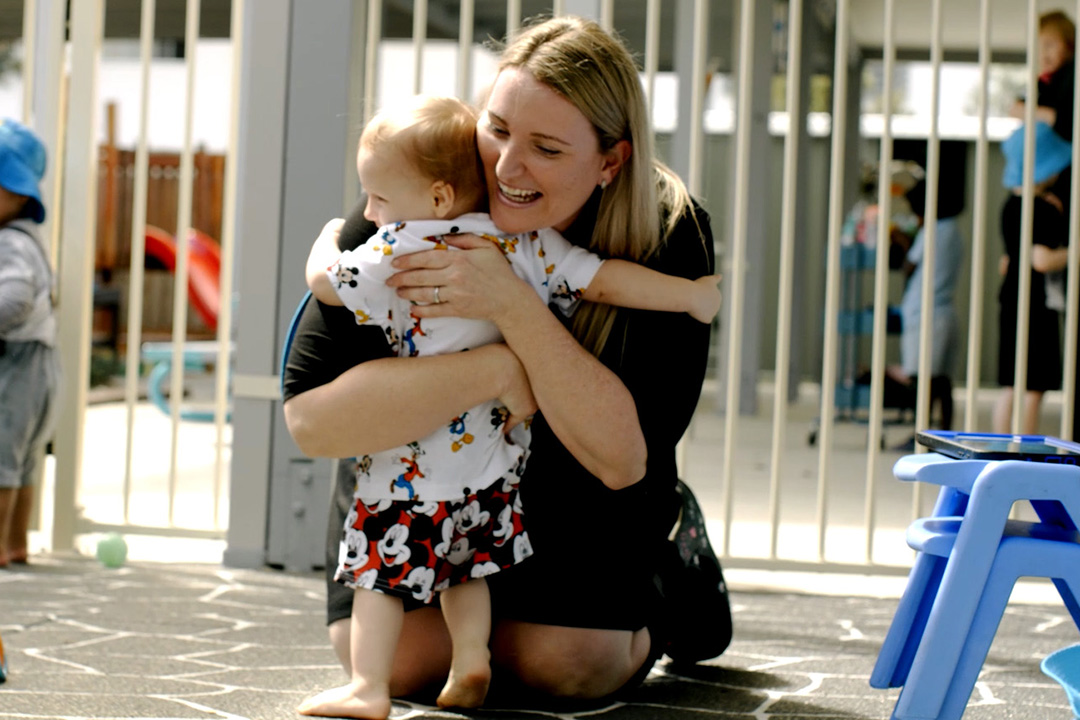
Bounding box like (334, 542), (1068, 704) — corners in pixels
(284, 16), (730, 714)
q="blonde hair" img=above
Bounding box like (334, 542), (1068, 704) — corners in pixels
(361, 95), (487, 213)
(497, 16), (699, 353)
(1041, 10), (1076, 56)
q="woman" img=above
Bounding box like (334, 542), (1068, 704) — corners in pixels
(283, 16), (730, 703)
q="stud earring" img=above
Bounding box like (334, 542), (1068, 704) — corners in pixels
(599, 179), (608, 190)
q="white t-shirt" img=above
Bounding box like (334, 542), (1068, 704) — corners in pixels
(327, 212), (603, 502)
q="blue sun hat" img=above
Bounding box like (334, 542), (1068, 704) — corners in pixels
(0, 119), (47, 223)
(1002, 121), (1073, 189)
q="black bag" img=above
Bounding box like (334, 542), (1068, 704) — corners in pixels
(655, 481), (733, 664)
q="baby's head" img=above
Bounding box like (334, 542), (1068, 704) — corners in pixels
(0, 119), (47, 226)
(1040, 10), (1076, 77)
(357, 95), (486, 227)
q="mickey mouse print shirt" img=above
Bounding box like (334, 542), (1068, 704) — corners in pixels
(326, 212), (603, 502)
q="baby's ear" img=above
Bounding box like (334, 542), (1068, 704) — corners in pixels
(431, 180), (456, 219)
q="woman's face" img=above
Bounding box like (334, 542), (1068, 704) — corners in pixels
(477, 67), (613, 234)
(1040, 29), (1071, 76)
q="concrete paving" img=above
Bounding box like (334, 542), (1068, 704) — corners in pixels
(1, 552), (1078, 720)
(4, 381), (1079, 718)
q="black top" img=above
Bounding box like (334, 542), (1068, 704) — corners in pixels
(282, 193), (716, 630)
(1040, 60), (1075, 142)
(1038, 61), (1075, 215)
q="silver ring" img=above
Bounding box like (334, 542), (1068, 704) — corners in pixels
(433, 286), (442, 304)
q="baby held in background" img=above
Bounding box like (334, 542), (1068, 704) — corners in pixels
(298, 94), (720, 719)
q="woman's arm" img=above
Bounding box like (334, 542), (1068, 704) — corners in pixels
(286, 341), (533, 457)
(1033, 244), (1069, 273)
(388, 235), (647, 489)
(284, 207), (535, 459)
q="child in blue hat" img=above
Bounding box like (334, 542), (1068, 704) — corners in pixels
(0, 118), (61, 568)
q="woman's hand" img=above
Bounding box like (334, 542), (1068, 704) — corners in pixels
(495, 344), (538, 433)
(385, 233), (532, 325)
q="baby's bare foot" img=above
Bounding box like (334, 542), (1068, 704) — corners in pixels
(297, 681), (391, 719)
(436, 664), (492, 709)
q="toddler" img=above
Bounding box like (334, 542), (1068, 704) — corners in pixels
(0, 119), (60, 569)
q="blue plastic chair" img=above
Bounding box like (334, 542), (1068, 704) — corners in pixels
(870, 453), (986, 689)
(871, 458), (1080, 720)
(1043, 643), (1080, 718)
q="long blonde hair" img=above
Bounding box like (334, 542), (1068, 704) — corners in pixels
(498, 16), (698, 354)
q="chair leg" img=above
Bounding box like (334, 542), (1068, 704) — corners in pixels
(931, 552), (1019, 720)
(871, 552), (948, 688)
(890, 537), (1004, 718)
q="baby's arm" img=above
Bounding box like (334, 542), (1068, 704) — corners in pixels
(583, 259), (721, 323)
(305, 218), (346, 306)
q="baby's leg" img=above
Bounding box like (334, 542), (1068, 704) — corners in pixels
(298, 588), (403, 719)
(436, 577), (492, 708)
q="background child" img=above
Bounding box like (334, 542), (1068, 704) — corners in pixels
(298, 94), (720, 719)
(994, 11), (1076, 434)
(0, 119), (60, 569)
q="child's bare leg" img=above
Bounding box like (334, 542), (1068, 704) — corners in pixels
(436, 577), (492, 709)
(298, 588), (403, 719)
(1022, 390), (1045, 435)
(0, 487), (17, 566)
(993, 387), (1014, 434)
(7, 485), (34, 562)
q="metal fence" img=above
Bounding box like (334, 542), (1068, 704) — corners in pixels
(10, 0), (1073, 572)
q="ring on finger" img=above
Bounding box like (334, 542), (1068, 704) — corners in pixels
(433, 286), (442, 304)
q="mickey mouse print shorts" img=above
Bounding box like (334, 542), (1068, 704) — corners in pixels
(333, 479), (531, 604)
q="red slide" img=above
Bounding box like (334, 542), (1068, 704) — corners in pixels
(143, 225), (221, 331)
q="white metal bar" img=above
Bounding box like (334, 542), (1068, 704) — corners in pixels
(815, 0), (850, 562)
(599, 0), (614, 31)
(365, 0), (382, 123)
(721, 0), (756, 556)
(687, 0), (708, 197)
(912, 0), (942, 517)
(1013, 0), (1039, 432)
(412, 0), (427, 95)
(1062, 0), (1080, 440)
(553, 0), (566, 18)
(26, 0), (66, 271)
(52, 0), (104, 550)
(768, 0), (803, 560)
(644, 0), (660, 111)
(457, 0), (474, 101)
(20, 0), (36, 125)
(864, 0), (896, 563)
(506, 0), (521, 39)
(964, 0), (992, 432)
(213, 0), (246, 529)
(167, 0), (201, 527)
(122, 0), (156, 525)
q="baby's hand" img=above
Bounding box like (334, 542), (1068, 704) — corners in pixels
(689, 274), (722, 323)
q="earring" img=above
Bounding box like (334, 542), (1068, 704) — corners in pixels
(599, 179), (608, 190)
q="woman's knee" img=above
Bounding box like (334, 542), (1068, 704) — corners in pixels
(492, 623), (647, 699)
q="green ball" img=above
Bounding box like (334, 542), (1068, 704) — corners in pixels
(95, 533), (128, 568)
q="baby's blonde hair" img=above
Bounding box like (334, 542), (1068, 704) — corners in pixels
(361, 95), (487, 213)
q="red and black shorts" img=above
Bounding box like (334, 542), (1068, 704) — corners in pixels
(333, 478), (530, 604)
